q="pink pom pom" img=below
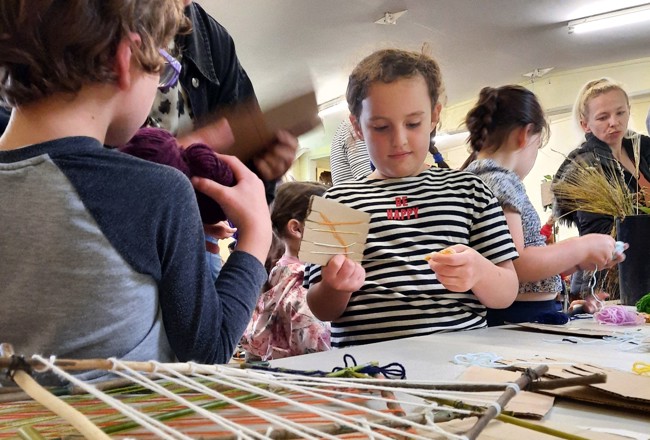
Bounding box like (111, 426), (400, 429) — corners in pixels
(593, 305), (645, 326)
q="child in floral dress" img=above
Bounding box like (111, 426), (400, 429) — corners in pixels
(241, 182), (331, 360)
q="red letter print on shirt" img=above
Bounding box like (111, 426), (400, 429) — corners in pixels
(387, 196), (419, 220)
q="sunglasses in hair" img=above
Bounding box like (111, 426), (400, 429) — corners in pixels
(158, 49), (181, 92)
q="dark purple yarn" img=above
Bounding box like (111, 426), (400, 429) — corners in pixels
(119, 127), (190, 176)
(183, 143), (235, 224)
(119, 127), (233, 223)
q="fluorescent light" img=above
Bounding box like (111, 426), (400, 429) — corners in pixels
(568, 3), (650, 34)
(317, 97), (347, 118)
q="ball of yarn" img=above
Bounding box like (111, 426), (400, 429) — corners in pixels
(593, 305), (645, 326)
(183, 143), (235, 224)
(119, 127), (190, 176)
(636, 292), (650, 313)
(119, 127), (234, 224)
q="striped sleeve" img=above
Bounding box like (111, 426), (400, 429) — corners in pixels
(330, 120), (372, 185)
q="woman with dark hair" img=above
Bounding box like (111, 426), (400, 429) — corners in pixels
(462, 85), (621, 326)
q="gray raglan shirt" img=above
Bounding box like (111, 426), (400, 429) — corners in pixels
(0, 137), (266, 381)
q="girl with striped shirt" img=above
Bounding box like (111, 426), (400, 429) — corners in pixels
(305, 48), (519, 348)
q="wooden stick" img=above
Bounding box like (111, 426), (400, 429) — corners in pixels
(17, 426), (47, 440)
(11, 369), (111, 440)
(465, 365), (548, 440)
(497, 413), (592, 440)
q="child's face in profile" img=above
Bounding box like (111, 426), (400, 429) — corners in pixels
(352, 74), (439, 179)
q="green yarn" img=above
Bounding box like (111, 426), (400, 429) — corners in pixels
(636, 292), (650, 313)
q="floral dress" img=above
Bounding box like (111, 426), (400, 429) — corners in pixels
(240, 255), (330, 360)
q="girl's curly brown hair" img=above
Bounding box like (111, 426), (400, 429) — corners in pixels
(346, 48), (445, 119)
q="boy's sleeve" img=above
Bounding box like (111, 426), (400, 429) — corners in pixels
(154, 176), (267, 364)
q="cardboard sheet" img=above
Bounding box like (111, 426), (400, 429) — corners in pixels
(214, 91), (321, 162)
(457, 366), (554, 419)
(439, 418), (632, 440)
(511, 321), (648, 339)
(298, 196), (370, 265)
(496, 357), (650, 413)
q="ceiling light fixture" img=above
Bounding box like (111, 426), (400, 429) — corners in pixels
(568, 3), (650, 34)
(522, 67), (554, 81)
(317, 96), (347, 118)
(374, 10), (408, 25)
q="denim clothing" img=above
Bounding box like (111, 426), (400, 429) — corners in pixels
(177, 3), (277, 203)
(0, 107), (9, 134)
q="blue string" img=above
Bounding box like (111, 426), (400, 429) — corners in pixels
(433, 152), (445, 164)
(332, 354), (406, 379)
(243, 354), (406, 379)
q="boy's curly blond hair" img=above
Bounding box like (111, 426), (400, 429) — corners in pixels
(0, 0), (189, 107)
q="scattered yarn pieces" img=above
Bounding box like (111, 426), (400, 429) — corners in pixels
(452, 352), (503, 367)
(636, 292), (650, 313)
(593, 305), (645, 326)
(632, 361), (650, 376)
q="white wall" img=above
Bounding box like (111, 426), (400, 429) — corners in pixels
(293, 57), (650, 239)
(435, 57), (650, 240)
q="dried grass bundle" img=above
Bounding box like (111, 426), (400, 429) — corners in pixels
(552, 160), (636, 226)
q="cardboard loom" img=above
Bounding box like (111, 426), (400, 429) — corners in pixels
(510, 320), (648, 339)
(216, 91), (322, 163)
(457, 366), (555, 419)
(461, 357), (650, 414)
(298, 196), (370, 266)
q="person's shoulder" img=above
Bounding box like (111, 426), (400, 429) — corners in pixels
(469, 160), (519, 186)
(426, 166), (489, 186)
(185, 2), (232, 38)
(90, 149), (194, 201)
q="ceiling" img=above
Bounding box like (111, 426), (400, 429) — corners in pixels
(201, 0), (650, 150)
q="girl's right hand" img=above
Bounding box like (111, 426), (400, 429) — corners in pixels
(320, 254), (365, 293)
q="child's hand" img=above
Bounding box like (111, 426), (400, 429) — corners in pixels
(577, 234), (627, 271)
(177, 118), (235, 152)
(253, 130), (299, 181)
(203, 220), (237, 240)
(426, 244), (484, 292)
(192, 154), (271, 264)
(307, 254), (365, 321)
(320, 254), (365, 293)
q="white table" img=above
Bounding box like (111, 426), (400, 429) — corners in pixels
(271, 322), (650, 437)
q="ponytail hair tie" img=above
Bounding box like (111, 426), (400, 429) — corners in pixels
(433, 152), (444, 164)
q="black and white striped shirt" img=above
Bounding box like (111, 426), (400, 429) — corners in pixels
(305, 167), (518, 348)
(329, 120), (372, 185)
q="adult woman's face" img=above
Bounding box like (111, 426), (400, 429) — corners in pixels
(581, 89), (630, 149)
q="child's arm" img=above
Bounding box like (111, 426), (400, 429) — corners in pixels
(427, 245), (518, 309)
(307, 254), (365, 321)
(504, 211), (624, 281)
